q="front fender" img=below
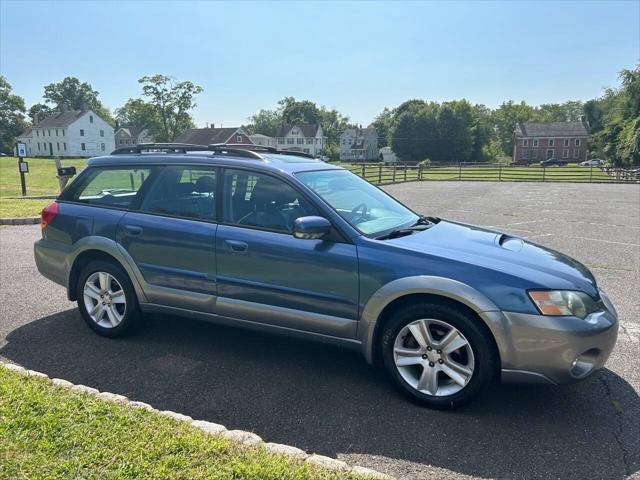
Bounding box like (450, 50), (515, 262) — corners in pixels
(358, 276), (509, 364)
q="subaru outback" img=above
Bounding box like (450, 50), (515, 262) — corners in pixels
(34, 143), (619, 409)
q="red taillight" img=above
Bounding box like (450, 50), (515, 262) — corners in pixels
(41, 202), (59, 230)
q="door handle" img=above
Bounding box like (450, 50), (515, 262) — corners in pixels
(123, 225), (143, 236)
(224, 240), (248, 254)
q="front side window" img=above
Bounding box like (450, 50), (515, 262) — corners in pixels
(548, 139), (554, 147)
(522, 139), (528, 147)
(72, 167), (153, 208)
(141, 166), (216, 221)
(100, 130), (104, 137)
(564, 139), (570, 147)
(81, 143), (86, 151)
(80, 129), (85, 136)
(563, 149), (569, 158)
(575, 139), (581, 146)
(223, 169), (318, 233)
(297, 169), (418, 236)
(533, 139), (539, 147)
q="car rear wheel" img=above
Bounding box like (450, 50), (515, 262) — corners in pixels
(380, 302), (497, 409)
(76, 260), (141, 338)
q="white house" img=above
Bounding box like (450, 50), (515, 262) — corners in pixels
(25, 107), (115, 157)
(249, 133), (276, 148)
(275, 124), (326, 157)
(340, 127), (378, 161)
(115, 125), (154, 148)
(379, 146), (398, 163)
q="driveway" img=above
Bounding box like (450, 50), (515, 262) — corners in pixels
(1, 181), (638, 480)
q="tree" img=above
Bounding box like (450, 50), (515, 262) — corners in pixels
(28, 103), (53, 123)
(278, 97), (321, 124)
(245, 108), (281, 137)
(491, 100), (540, 155)
(0, 76), (27, 153)
(115, 98), (159, 130)
(371, 108), (395, 148)
(138, 75), (203, 142)
(42, 77), (114, 125)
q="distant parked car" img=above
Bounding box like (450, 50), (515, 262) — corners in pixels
(0, 152), (8, 156)
(580, 159), (603, 167)
(510, 159), (531, 166)
(540, 159), (567, 167)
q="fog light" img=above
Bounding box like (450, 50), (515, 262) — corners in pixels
(570, 349), (600, 378)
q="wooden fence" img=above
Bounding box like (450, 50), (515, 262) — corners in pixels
(337, 162), (640, 185)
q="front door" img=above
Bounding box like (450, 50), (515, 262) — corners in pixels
(215, 168), (359, 338)
(117, 165), (218, 313)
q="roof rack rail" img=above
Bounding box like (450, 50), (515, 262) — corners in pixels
(222, 144), (316, 159)
(207, 144), (264, 160)
(111, 143), (209, 155)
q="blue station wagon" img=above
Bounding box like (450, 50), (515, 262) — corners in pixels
(34, 143), (619, 409)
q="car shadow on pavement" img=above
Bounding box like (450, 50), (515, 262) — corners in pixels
(2, 308), (638, 480)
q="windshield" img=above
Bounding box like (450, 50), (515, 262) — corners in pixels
(296, 169), (418, 235)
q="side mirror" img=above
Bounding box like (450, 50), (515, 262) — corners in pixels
(293, 216), (331, 240)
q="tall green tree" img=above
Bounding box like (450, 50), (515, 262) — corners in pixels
(0, 76), (27, 153)
(28, 103), (53, 123)
(491, 100), (540, 155)
(115, 98), (159, 130)
(371, 107), (395, 148)
(42, 77), (114, 125)
(138, 75), (203, 142)
(245, 108), (281, 137)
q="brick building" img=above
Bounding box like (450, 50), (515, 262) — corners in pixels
(513, 120), (589, 163)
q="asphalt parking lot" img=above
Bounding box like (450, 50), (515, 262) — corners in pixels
(1, 181), (638, 480)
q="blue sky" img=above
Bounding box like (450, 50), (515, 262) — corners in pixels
(1, 1), (638, 127)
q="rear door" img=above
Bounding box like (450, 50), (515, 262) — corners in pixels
(116, 165), (218, 313)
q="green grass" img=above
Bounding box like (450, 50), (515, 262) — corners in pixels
(0, 366), (371, 480)
(0, 157), (88, 198)
(0, 199), (51, 218)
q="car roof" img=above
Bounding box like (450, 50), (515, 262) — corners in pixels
(87, 151), (344, 175)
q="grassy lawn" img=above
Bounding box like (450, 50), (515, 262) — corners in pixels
(0, 157), (87, 198)
(0, 366), (371, 480)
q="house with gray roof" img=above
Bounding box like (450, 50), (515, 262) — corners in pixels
(340, 127), (378, 161)
(175, 126), (254, 146)
(514, 120), (589, 163)
(115, 125), (154, 149)
(275, 124), (326, 157)
(21, 105), (114, 157)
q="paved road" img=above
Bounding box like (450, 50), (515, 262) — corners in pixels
(1, 181), (638, 480)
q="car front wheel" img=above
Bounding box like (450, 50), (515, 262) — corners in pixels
(380, 302), (497, 409)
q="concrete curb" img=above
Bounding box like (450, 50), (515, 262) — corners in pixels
(0, 217), (40, 225)
(1, 362), (393, 479)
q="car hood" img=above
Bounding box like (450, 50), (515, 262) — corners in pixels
(386, 219), (598, 297)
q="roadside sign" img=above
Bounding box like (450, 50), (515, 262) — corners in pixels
(17, 142), (27, 158)
(19, 162), (29, 173)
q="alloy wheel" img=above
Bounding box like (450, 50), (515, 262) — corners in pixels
(83, 271), (126, 328)
(393, 318), (475, 396)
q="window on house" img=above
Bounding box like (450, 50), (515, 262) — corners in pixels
(56, 129), (59, 136)
(520, 149), (529, 159)
(101, 143), (105, 151)
(37, 142), (40, 150)
(564, 139), (570, 147)
(48, 130), (51, 136)
(81, 143), (86, 151)
(237, 135), (242, 142)
(100, 130), (104, 137)
(548, 139), (554, 147)
(80, 129), (85, 136)
(522, 139), (528, 147)
(573, 149), (580, 159)
(533, 139), (539, 147)
(297, 138), (304, 144)
(546, 149), (554, 159)
(562, 149), (569, 158)
(57, 142), (60, 151)
(307, 138), (313, 144)
(64, 143), (67, 150)
(575, 139), (581, 146)
(287, 138), (294, 144)
(532, 149), (539, 159)
(119, 139), (124, 144)
(89, 115), (94, 123)
(36, 130), (39, 137)
(62, 130), (65, 136)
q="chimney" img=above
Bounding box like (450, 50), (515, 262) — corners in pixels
(59, 103), (69, 112)
(80, 101), (89, 112)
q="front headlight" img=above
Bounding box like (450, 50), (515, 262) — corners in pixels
(528, 290), (600, 319)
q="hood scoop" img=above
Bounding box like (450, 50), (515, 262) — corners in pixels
(498, 234), (524, 252)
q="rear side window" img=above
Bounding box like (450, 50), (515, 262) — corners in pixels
(140, 166), (217, 221)
(72, 167), (152, 208)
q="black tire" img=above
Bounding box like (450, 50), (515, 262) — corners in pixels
(380, 302), (497, 409)
(76, 259), (141, 338)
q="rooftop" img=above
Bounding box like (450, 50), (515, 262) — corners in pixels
(515, 121), (589, 137)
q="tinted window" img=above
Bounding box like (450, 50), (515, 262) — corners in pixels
(73, 167), (153, 208)
(223, 169), (318, 233)
(141, 166), (216, 221)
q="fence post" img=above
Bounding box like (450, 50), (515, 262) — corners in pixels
(393, 164), (396, 182)
(361, 162), (365, 179)
(418, 163), (422, 181)
(404, 163), (407, 182)
(458, 162), (462, 181)
(589, 165), (593, 183)
(498, 163), (502, 182)
(378, 163), (382, 184)
(542, 166), (546, 182)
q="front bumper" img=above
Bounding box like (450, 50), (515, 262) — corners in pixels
(497, 290), (618, 385)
